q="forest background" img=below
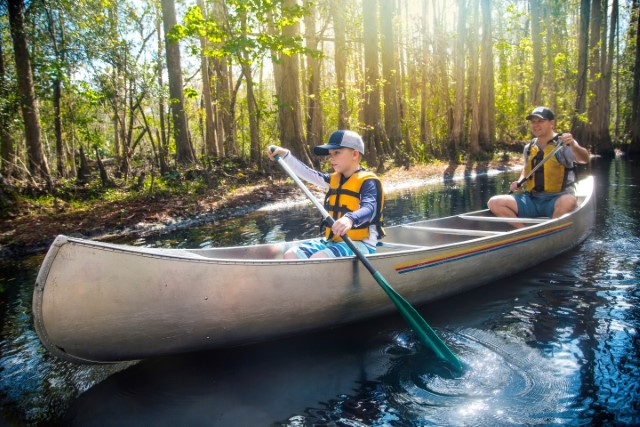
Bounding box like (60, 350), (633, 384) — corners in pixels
(0, 0), (639, 251)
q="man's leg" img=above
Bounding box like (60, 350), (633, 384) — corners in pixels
(552, 194), (578, 218)
(488, 195), (519, 217)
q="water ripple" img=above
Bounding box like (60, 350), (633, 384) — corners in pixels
(380, 329), (574, 426)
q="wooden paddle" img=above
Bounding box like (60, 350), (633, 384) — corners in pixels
(510, 133), (565, 194)
(273, 150), (463, 374)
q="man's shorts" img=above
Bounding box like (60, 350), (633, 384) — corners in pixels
(513, 192), (562, 218)
(288, 238), (376, 259)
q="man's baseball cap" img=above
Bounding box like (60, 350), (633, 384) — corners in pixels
(313, 130), (365, 155)
(526, 107), (555, 121)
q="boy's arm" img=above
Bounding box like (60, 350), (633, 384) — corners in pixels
(344, 179), (378, 227)
(281, 151), (330, 189)
(267, 145), (330, 188)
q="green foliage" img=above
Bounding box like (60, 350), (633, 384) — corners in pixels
(0, 0), (637, 191)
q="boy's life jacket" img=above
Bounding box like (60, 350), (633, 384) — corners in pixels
(524, 138), (575, 193)
(323, 171), (385, 242)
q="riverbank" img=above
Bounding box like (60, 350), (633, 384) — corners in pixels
(0, 158), (521, 257)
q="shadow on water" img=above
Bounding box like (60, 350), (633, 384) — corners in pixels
(61, 315), (579, 426)
(1, 157), (640, 426)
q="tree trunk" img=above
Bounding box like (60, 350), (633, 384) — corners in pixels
(156, 12), (170, 175)
(161, 0), (195, 164)
(362, 0), (384, 169)
(0, 33), (16, 178)
(380, 0), (403, 157)
(197, 0), (220, 158)
(242, 62), (261, 167)
(595, 0), (617, 157)
(586, 0), (614, 156)
(629, 0), (640, 156)
(270, 0), (310, 164)
(304, 0), (324, 152)
(572, 0), (590, 143)
(468, 0), (481, 159)
(213, 0), (232, 157)
(544, 1), (559, 113)
(44, 4), (67, 178)
(7, 0), (52, 187)
(331, 0), (349, 130)
(478, 0), (495, 155)
(450, 0), (466, 160)
(530, 0), (543, 106)
(419, 0), (433, 157)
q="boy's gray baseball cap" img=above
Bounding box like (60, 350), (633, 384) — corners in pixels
(313, 130), (365, 155)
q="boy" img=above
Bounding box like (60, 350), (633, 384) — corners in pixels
(267, 130), (384, 259)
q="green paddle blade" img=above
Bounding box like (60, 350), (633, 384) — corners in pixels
(373, 272), (463, 374)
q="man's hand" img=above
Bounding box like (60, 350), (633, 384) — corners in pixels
(558, 132), (576, 147)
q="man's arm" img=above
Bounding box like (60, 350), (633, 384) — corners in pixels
(560, 133), (590, 164)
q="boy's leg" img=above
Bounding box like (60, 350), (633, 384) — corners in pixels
(284, 238), (329, 259)
(310, 241), (376, 259)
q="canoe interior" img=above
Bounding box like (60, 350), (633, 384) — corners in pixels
(186, 182), (591, 261)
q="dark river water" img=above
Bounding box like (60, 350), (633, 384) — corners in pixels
(1, 157), (639, 426)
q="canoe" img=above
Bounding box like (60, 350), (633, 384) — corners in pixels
(33, 176), (595, 364)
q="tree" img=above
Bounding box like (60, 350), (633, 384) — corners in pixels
(629, 0), (640, 156)
(331, 0), (349, 130)
(362, 0), (384, 169)
(586, 0), (614, 156)
(304, 0), (323, 152)
(451, 0), (466, 159)
(161, 0), (195, 165)
(0, 27), (16, 178)
(196, 0), (219, 158)
(43, 0), (69, 178)
(419, 0), (433, 157)
(468, 0), (481, 158)
(478, 0), (495, 155)
(7, 0), (52, 187)
(380, 0), (403, 159)
(529, 0), (543, 106)
(270, 0), (310, 164)
(572, 0), (590, 143)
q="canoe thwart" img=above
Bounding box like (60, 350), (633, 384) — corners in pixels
(400, 224), (503, 237)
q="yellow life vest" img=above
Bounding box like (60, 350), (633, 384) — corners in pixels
(523, 140), (570, 193)
(324, 170), (385, 242)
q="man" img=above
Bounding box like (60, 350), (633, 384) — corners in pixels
(267, 130), (384, 259)
(488, 107), (590, 219)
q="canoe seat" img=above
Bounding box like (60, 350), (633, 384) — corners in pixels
(458, 214), (549, 224)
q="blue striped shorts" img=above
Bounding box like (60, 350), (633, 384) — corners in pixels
(288, 238), (376, 259)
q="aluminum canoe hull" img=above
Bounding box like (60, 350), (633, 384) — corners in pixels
(33, 177), (595, 364)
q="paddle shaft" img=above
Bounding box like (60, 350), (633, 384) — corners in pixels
(511, 133), (565, 194)
(274, 152), (462, 373)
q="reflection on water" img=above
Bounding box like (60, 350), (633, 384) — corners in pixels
(0, 158), (639, 426)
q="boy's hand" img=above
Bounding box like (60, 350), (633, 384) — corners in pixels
(267, 145), (288, 161)
(332, 216), (353, 236)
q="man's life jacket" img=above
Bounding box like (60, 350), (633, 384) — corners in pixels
(323, 171), (385, 242)
(524, 138), (574, 193)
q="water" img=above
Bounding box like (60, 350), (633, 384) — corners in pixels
(1, 158), (638, 426)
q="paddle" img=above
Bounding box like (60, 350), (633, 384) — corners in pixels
(510, 133), (565, 194)
(273, 149), (463, 374)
